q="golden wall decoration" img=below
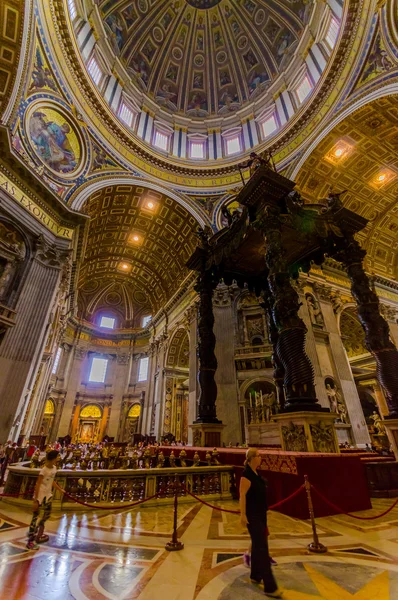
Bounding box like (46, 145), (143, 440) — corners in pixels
(128, 404), (141, 418)
(80, 404), (102, 418)
(44, 398), (55, 415)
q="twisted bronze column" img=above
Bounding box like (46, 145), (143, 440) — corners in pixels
(261, 285), (285, 411)
(194, 271), (220, 423)
(259, 207), (321, 412)
(335, 236), (398, 418)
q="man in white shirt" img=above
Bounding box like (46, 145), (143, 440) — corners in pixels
(27, 449), (60, 550)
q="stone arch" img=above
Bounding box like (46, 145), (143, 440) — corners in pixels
(68, 176), (208, 227)
(291, 84), (398, 179)
(166, 327), (190, 369)
(240, 376), (275, 402)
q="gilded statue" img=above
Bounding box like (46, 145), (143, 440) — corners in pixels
(193, 451), (200, 467)
(143, 447), (151, 469)
(206, 451), (212, 466)
(131, 449), (139, 469)
(157, 451), (165, 468)
(169, 451), (176, 468)
(179, 449), (187, 467)
(212, 447), (220, 465)
(30, 449), (41, 468)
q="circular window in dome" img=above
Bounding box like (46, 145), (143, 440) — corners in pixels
(186, 0), (222, 8)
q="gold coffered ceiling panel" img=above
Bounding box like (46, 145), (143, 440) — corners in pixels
(78, 185), (200, 326)
(296, 96), (398, 279)
(0, 0), (25, 116)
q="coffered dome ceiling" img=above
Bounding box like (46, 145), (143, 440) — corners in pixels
(78, 184), (200, 327)
(100, 0), (315, 118)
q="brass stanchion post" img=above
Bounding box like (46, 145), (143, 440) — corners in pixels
(304, 475), (327, 554)
(165, 475), (184, 552)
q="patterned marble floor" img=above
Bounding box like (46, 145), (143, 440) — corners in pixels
(0, 497), (397, 599)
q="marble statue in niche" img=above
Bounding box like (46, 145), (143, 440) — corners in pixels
(325, 380), (348, 424)
(370, 410), (385, 434)
(306, 294), (324, 326)
(0, 221), (26, 303)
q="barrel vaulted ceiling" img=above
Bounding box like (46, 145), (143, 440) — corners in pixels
(78, 185), (200, 327)
(100, 0), (314, 118)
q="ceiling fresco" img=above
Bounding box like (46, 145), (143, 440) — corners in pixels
(78, 184), (200, 326)
(296, 95), (398, 279)
(100, 0), (314, 117)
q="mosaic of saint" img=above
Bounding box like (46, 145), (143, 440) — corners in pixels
(28, 108), (81, 174)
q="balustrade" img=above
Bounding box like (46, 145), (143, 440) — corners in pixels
(3, 463), (234, 510)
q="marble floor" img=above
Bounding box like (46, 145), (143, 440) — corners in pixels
(0, 496), (397, 599)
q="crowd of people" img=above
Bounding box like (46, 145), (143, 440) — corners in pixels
(0, 436), (395, 596)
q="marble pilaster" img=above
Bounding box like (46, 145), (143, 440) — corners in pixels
(322, 301), (370, 446)
(298, 288), (329, 409)
(213, 298), (240, 445)
(107, 353), (131, 438)
(57, 347), (87, 437)
(188, 306), (198, 444)
(0, 252), (62, 442)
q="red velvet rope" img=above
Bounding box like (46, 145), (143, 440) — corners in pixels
(59, 489), (159, 510)
(311, 484), (398, 520)
(180, 483), (305, 514)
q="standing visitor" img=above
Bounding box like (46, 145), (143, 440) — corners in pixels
(26, 449), (60, 550)
(240, 448), (282, 598)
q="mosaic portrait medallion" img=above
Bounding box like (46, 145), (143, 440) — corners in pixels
(25, 100), (85, 178)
